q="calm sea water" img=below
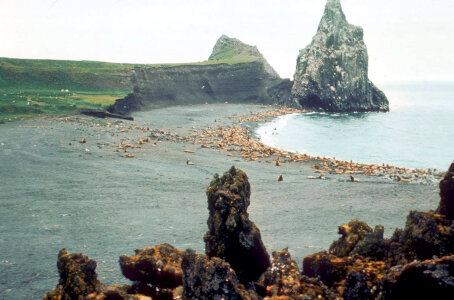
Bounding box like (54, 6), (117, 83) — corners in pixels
(256, 82), (454, 170)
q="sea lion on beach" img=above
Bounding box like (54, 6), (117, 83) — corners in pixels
(350, 175), (359, 182)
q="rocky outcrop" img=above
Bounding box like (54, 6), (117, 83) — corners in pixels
(437, 162), (454, 219)
(290, 0), (389, 112)
(109, 36), (288, 115)
(45, 163), (454, 300)
(259, 248), (337, 299)
(119, 244), (184, 289)
(44, 249), (101, 300)
(329, 218), (373, 257)
(204, 166), (270, 284)
(382, 256), (454, 299)
(181, 249), (258, 300)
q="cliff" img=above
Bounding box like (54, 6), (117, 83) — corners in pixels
(108, 36), (288, 115)
(289, 0), (389, 112)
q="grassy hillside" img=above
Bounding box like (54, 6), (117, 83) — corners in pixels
(0, 57), (256, 122)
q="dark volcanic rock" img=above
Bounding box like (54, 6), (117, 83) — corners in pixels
(382, 256), (454, 300)
(203, 166), (270, 284)
(290, 0), (389, 112)
(437, 162), (454, 220)
(44, 249), (101, 300)
(329, 218), (372, 257)
(260, 248), (302, 296)
(119, 244), (184, 289)
(260, 248), (337, 299)
(108, 36), (288, 115)
(394, 211), (454, 261)
(351, 225), (388, 260)
(181, 249), (258, 300)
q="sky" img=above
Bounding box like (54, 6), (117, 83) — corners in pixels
(1, 0), (453, 82)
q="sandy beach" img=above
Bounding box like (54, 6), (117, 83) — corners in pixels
(0, 104), (440, 299)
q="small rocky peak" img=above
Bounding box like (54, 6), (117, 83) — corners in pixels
(209, 35), (260, 61)
(209, 34), (280, 78)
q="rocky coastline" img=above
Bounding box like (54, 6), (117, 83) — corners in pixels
(44, 162), (454, 299)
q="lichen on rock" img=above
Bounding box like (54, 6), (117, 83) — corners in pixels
(204, 166), (270, 284)
(181, 249), (259, 300)
(44, 249), (101, 300)
(290, 0), (389, 112)
(119, 243), (184, 289)
(329, 218), (373, 257)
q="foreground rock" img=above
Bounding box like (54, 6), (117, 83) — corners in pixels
(44, 163), (454, 299)
(437, 161), (454, 219)
(204, 166), (270, 284)
(44, 250), (149, 300)
(119, 243), (184, 298)
(290, 0), (389, 112)
(182, 249), (258, 300)
(44, 249), (101, 300)
(260, 248), (337, 299)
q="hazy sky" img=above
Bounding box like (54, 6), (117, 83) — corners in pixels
(1, 0), (453, 82)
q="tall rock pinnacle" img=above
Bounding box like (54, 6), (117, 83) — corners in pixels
(290, 0), (389, 112)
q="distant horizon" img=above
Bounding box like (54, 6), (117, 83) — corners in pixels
(1, 0), (453, 82)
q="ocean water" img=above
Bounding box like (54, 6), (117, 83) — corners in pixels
(256, 82), (454, 170)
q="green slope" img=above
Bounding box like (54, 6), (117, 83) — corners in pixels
(0, 57), (256, 122)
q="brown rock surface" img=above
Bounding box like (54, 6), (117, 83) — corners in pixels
(204, 166), (270, 283)
(382, 256), (454, 299)
(329, 219), (372, 257)
(181, 249), (258, 300)
(119, 243), (184, 289)
(44, 249), (101, 300)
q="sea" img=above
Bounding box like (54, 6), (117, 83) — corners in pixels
(256, 82), (454, 171)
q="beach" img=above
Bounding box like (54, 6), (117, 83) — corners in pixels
(0, 104), (440, 299)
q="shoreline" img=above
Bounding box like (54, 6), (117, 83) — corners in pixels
(0, 103), (441, 299)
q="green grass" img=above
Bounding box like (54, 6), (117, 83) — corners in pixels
(0, 88), (127, 122)
(0, 56), (258, 122)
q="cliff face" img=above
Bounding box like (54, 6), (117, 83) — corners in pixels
(290, 0), (389, 112)
(109, 36), (288, 115)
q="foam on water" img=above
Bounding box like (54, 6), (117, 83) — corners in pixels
(256, 82), (454, 170)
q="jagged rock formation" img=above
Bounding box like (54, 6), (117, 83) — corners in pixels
(329, 218), (373, 257)
(44, 249), (101, 300)
(204, 166), (270, 284)
(44, 249), (149, 300)
(382, 256), (454, 299)
(109, 36), (289, 115)
(259, 248), (337, 299)
(181, 249), (258, 300)
(290, 0), (389, 112)
(44, 163), (454, 300)
(119, 244), (184, 289)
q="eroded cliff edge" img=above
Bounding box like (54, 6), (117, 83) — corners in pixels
(109, 36), (290, 115)
(289, 0), (389, 112)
